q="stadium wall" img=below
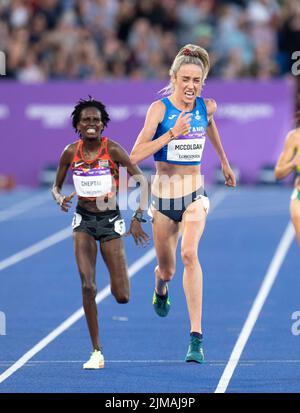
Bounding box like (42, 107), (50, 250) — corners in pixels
(0, 79), (294, 186)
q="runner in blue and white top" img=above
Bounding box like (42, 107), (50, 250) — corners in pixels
(153, 96), (208, 165)
(130, 44), (236, 364)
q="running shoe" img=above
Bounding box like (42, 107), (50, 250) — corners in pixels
(185, 336), (204, 363)
(83, 349), (105, 369)
(152, 287), (171, 317)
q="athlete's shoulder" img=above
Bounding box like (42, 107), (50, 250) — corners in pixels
(107, 138), (122, 150)
(61, 140), (78, 158)
(146, 99), (166, 124)
(284, 128), (300, 147)
(65, 140), (79, 151)
(107, 138), (126, 155)
(203, 98), (217, 116)
(148, 99), (166, 113)
(61, 140), (80, 163)
(286, 128), (300, 139)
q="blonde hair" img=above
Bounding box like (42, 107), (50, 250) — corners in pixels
(160, 44), (210, 96)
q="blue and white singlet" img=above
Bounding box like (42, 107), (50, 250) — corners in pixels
(153, 97), (208, 165)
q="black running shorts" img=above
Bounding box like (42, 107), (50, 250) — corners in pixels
(72, 205), (126, 242)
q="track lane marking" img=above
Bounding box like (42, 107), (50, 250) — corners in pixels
(215, 221), (295, 393)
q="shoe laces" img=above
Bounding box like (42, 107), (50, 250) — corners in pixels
(90, 350), (101, 359)
(190, 337), (203, 352)
(157, 295), (168, 308)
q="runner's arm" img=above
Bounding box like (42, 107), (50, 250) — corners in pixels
(52, 145), (74, 206)
(275, 131), (299, 180)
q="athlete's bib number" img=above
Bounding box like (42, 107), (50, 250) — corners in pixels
(167, 138), (205, 163)
(73, 170), (112, 198)
(114, 219), (126, 236)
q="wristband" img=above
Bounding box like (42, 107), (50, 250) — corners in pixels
(57, 195), (65, 206)
(169, 128), (176, 140)
(132, 211), (147, 223)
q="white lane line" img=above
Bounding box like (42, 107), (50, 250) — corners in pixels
(0, 188), (227, 385)
(207, 188), (228, 212)
(0, 188), (227, 273)
(0, 360), (184, 365)
(215, 221), (295, 393)
(0, 227), (72, 272)
(0, 191), (52, 222)
(2, 359), (300, 366)
(0, 248), (156, 384)
(210, 211), (286, 220)
(210, 207), (287, 220)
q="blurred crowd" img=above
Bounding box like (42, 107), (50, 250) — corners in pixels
(1, 0), (300, 82)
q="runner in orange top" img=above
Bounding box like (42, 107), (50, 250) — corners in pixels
(52, 97), (149, 369)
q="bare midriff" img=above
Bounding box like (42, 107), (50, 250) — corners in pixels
(152, 161), (203, 198)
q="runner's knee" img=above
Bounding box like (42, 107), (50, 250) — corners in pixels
(82, 279), (97, 297)
(181, 247), (198, 269)
(158, 266), (175, 282)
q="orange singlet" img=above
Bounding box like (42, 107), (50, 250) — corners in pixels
(71, 137), (119, 201)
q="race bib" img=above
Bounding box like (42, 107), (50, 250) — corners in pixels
(114, 219), (126, 236)
(167, 138), (205, 163)
(72, 212), (82, 229)
(73, 168), (112, 198)
(194, 194), (210, 215)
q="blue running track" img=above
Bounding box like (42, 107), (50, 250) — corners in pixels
(0, 185), (299, 393)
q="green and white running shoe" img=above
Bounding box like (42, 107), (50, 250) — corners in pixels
(83, 349), (105, 369)
(185, 336), (204, 364)
(152, 288), (171, 317)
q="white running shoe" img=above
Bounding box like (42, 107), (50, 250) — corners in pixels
(83, 350), (105, 369)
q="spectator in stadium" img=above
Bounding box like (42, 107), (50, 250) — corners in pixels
(0, 0), (293, 82)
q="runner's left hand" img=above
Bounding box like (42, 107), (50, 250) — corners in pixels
(222, 162), (236, 187)
(126, 220), (150, 247)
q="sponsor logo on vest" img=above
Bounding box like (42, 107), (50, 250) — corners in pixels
(74, 161), (85, 168)
(99, 160), (109, 167)
(179, 154), (200, 159)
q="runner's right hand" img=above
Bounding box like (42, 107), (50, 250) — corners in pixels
(172, 112), (192, 138)
(57, 191), (76, 212)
